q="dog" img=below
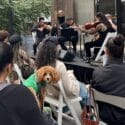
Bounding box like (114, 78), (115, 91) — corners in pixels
(29, 66), (60, 110)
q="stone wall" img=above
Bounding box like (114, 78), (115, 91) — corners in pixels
(74, 0), (95, 24)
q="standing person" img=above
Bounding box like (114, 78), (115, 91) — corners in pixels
(57, 10), (65, 25)
(32, 17), (51, 55)
(0, 42), (49, 125)
(92, 34), (125, 125)
(81, 12), (115, 62)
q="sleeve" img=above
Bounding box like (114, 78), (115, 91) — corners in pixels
(23, 74), (38, 93)
(31, 24), (39, 32)
(16, 85), (48, 125)
(57, 61), (80, 97)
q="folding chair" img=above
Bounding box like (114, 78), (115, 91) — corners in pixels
(95, 32), (117, 62)
(92, 88), (125, 124)
(32, 32), (36, 43)
(45, 80), (82, 125)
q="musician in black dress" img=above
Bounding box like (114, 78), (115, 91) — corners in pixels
(80, 12), (115, 62)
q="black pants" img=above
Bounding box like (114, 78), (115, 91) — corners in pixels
(33, 38), (43, 55)
(59, 36), (78, 52)
(84, 41), (102, 57)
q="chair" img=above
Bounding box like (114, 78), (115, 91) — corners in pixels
(95, 32), (117, 62)
(45, 80), (82, 125)
(32, 32), (36, 43)
(92, 88), (125, 124)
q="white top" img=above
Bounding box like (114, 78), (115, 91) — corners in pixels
(47, 60), (80, 98)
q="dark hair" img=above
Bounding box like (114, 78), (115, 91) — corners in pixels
(9, 70), (18, 83)
(35, 37), (58, 69)
(39, 17), (45, 22)
(66, 17), (73, 21)
(0, 42), (13, 72)
(0, 30), (9, 42)
(106, 34), (125, 58)
(96, 12), (112, 29)
(21, 64), (34, 79)
(9, 34), (22, 45)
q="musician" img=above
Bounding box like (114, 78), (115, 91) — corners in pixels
(31, 17), (51, 55)
(105, 13), (117, 31)
(58, 17), (78, 53)
(57, 10), (65, 25)
(80, 12), (115, 62)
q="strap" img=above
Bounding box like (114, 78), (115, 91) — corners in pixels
(88, 86), (100, 121)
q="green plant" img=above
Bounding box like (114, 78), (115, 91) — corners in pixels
(0, 0), (52, 34)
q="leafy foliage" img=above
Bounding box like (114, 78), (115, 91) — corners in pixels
(0, 0), (52, 34)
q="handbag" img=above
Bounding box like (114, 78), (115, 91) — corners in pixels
(81, 86), (99, 125)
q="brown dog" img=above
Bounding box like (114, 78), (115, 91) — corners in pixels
(36, 66), (60, 109)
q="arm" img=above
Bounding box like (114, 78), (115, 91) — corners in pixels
(57, 61), (79, 97)
(79, 23), (106, 34)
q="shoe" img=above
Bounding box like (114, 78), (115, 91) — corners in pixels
(83, 57), (91, 63)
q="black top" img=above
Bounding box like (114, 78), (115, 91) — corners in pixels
(31, 24), (50, 42)
(57, 16), (65, 25)
(93, 58), (125, 124)
(0, 84), (48, 125)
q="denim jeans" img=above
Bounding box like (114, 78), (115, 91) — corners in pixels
(79, 81), (89, 107)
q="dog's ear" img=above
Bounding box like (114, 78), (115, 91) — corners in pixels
(51, 68), (60, 83)
(37, 67), (45, 83)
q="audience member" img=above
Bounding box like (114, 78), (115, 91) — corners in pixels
(81, 12), (115, 62)
(0, 42), (49, 125)
(9, 34), (35, 83)
(9, 34), (34, 68)
(57, 10), (65, 25)
(0, 30), (9, 42)
(92, 34), (125, 125)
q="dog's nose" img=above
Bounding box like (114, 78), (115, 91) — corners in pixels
(47, 78), (49, 80)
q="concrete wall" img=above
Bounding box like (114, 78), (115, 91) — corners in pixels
(74, 0), (95, 24)
(52, 0), (95, 25)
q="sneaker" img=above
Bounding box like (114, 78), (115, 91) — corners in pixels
(84, 57), (91, 63)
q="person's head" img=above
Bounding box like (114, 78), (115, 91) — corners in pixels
(105, 13), (112, 20)
(38, 17), (45, 26)
(96, 12), (112, 28)
(57, 10), (64, 17)
(36, 36), (59, 69)
(105, 34), (125, 59)
(9, 34), (22, 64)
(21, 64), (34, 79)
(66, 17), (74, 26)
(9, 34), (22, 47)
(9, 70), (19, 84)
(0, 30), (9, 42)
(0, 42), (13, 77)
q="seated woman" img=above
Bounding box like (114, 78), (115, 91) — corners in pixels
(23, 36), (88, 108)
(80, 12), (115, 63)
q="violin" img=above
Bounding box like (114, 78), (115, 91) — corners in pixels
(84, 21), (100, 30)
